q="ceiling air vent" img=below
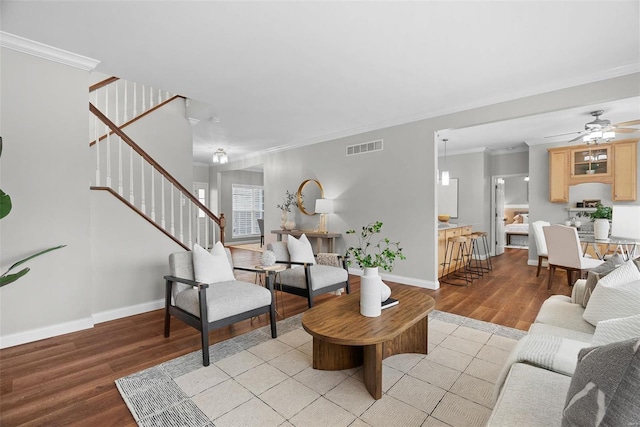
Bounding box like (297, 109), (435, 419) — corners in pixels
(346, 139), (383, 156)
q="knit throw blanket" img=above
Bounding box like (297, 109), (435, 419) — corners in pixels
(493, 334), (591, 402)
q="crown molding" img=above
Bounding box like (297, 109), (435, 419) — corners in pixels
(0, 31), (100, 71)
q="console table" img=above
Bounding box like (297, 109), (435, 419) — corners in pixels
(271, 229), (341, 253)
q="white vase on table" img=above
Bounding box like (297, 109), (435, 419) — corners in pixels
(593, 219), (610, 240)
(360, 267), (382, 317)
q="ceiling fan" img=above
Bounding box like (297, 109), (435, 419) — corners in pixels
(546, 110), (640, 144)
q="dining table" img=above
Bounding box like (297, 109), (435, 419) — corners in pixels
(579, 234), (640, 261)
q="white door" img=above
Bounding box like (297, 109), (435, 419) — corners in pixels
(193, 182), (210, 248)
(494, 178), (506, 255)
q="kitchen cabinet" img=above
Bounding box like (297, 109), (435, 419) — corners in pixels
(548, 139), (638, 202)
(613, 140), (637, 201)
(548, 148), (570, 203)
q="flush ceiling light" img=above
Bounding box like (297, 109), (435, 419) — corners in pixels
(212, 148), (228, 164)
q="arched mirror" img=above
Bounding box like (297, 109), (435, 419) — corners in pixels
(297, 179), (324, 215)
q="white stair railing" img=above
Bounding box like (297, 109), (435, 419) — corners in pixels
(89, 77), (179, 146)
(88, 101), (225, 249)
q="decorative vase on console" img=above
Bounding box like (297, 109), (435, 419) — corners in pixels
(284, 212), (296, 230)
(280, 210), (288, 230)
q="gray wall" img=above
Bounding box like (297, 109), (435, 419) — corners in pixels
(235, 73), (640, 289)
(1, 48), (93, 340)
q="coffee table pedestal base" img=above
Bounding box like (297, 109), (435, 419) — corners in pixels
(311, 317), (428, 399)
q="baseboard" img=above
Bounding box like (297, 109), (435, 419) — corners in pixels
(0, 299), (165, 349)
(347, 268), (439, 290)
(92, 299), (165, 324)
(0, 317), (94, 349)
(527, 259), (548, 267)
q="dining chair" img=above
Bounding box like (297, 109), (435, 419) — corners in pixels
(257, 218), (265, 247)
(531, 220), (550, 277)
(611, 206), (640, 259)
(543, 224), (605, 291)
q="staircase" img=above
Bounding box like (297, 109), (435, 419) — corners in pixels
(89, 77), (224, 250)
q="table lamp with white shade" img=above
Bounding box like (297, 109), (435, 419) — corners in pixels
(315, 198), (334, 233)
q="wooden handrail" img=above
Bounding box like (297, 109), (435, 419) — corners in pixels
(89, 102), (226, 241)
(89, 95), (185, 147)
(91, 186), (189, 250)
(89, 76), (120, 92)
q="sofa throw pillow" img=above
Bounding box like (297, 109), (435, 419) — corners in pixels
(562, 338), (640, 427)
(592, 314), (640, 346)
(287, 234), (315, 266)
(192, 242), (235, 284)
(582, 254), (625, 308)
(583, 276), (640, 327)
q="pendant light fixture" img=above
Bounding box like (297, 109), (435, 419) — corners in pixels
(441, 138), (450, 186)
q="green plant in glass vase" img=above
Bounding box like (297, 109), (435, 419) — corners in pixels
(345, 221), (406, 272)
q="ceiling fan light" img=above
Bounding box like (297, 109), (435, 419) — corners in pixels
(603, 130), (615, 140)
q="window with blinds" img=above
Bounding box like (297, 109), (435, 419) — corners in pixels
(232, 184), (264, 238)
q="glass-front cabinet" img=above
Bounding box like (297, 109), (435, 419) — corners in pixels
(570, 144), (613, 183)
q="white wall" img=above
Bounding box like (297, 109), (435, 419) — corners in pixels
(0, 48), (93, 343)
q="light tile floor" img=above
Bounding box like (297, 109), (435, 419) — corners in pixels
(116, 312), (525, 427)
(179, 317), (519, 427)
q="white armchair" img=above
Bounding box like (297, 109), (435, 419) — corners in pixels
(267, 241), (350, 308)
(164, 248), (277, 366)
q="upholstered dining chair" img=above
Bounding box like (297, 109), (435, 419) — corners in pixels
(531, 220), (550, 277)
(257, 218), (265, 247)
(164, 247), (277, 366)
(267, 241), (350, 308)
(543, 224), (604, 291)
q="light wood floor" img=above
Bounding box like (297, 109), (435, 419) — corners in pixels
(0, 247), (570, 426)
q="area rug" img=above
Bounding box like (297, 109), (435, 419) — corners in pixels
(116, 311), (525, 427)
(227, 243), (264, 253)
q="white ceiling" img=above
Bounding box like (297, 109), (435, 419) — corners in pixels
(2, 1), (639, 164)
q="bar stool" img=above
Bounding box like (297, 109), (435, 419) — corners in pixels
(440, 235), (472, 286)
(473, 231), (493, 272)
(463, 233), (484, 279)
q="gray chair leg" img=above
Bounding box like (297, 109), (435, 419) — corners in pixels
(198, 286), (210, 366)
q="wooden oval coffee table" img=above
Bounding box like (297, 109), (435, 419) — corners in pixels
(302, 283), (436, 399)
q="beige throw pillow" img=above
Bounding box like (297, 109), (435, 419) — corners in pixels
(583, 261), (640, 326)
(192, 242), (235, 284)
(287, 234), (316, 265)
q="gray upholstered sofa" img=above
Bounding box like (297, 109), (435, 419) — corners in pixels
(488, 256), (640, 426)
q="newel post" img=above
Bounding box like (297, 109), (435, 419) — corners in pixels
(219, 213), (226, 245)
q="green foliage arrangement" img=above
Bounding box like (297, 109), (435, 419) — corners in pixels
(276, 190), (299, 212)
(345, 221), (406, 272)
(589, 203), (612, 221)
(0, 136), (66, 287)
